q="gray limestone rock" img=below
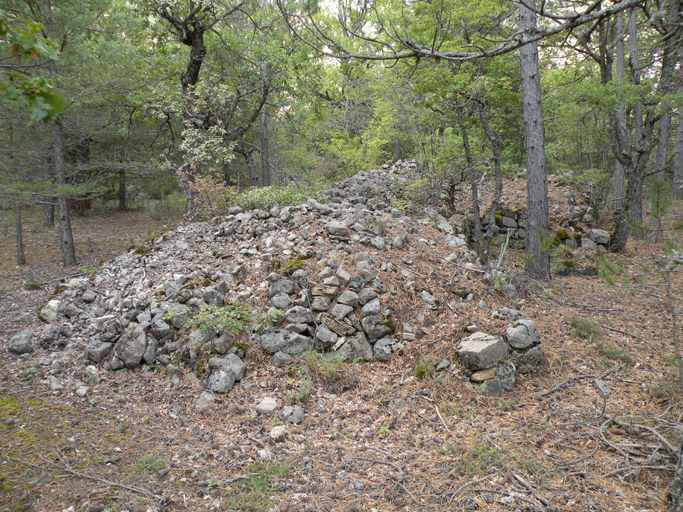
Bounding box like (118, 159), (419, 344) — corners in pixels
(589, 228), (610, 246)
(9, 331), (34, 355)
(285, 306), (314, 324)
(150, 317), (172, 340)
(83, 365), (99, 386)
(360, 298), (381, 318)
(337, 290), (359, 307)
(338, 331), (374, 361)
(196, 391), (215, 408)
(272, 351), (292, 367)
(203, 288), (225, 307)
(331, 304), (354, 320)
(315, 325), (338, 346)
(143, 338), (158, 365)
(373, 337), (397, 362)
(311, 297), (331, 312)
(506, 319), (541, 349)
(260, 330), (313, 356)
(509, 344), (544, 374)
(208, 354), (246, 380)
(204, 369), (235, 394)
(358, 288), (377, 305)
(457, 332), (508, 371)
(365, 217), (384, 236)
(271, 293), (292, 310)
(256, 397), (278, 415)
(268, 280), (295, 298)
(491, 307), (526, 321)
(84, 342), (113, 363)
(370, 237), (386, 251)
(270, 425), (287, 442)
(166, 304), (189, 329)
(63, 303), (84, 320)
(361, 314), (393, 340)
(326, 221), (349, 237)
(279, 405), (305, 424)
(115, 329), (148, 369)
(39, 300), (61, 323)
(479, 363), (516, 393)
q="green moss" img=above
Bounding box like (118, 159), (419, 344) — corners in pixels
(196, 362), (207, 377)
(229, 343), (246, 352)
(53, 285), (66, 295)
(22, 279), (41, 291)
(553, 229), (569, 246)
(133, 246), (149, 256)
(201, 278), (212, 287)
(380, 315), (395, 331)
(415, 357), (434, 379)
(573, 232), (582, 243)
(283, 259), (305, 275)
(562, 259), (577, 268)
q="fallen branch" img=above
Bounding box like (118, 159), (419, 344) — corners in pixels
(598, 324), (644, 341)
(512, 473), (551, 507)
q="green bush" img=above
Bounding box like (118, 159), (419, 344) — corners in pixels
(228, 185), (323, 211)
(563, 316), (601, 341)
(184, 303), (253, 335)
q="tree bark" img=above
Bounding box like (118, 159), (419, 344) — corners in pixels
(653, 0), (679, 181)
(628, 8), (643, 229)
(674, 113), (683, 199)
(261, 105), (270, 187)
(117, 169), (126, 211)
(519, 0), (549, 279)
(16, 203), (26, 266)
(479, 103), (504, 265)
(459, 109), (481, 257)
(54, 116), (77, 267)
(613, 12), (626, 210)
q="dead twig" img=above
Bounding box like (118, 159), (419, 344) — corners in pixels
(598, 323), (644, 341)
(434, 404), (451, 433)
(512, 473), (551, 507)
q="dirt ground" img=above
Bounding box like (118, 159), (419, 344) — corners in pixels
(1, 186), (682, 512)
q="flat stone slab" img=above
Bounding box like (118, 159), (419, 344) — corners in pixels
(457, 332), (508, 371)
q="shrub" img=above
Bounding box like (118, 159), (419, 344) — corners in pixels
(563, 316), (601, 341)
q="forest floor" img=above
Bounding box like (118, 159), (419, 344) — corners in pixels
(0, 181), (682, 512)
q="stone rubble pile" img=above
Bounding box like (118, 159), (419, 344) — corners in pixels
(13, 161), (550, 396)
(457, 309), (544, 392)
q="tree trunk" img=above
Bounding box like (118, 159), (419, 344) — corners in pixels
(54, 116), (77, 267)
(479, 103), (504, 265)
(674, 114), (683, 199)
(613, 12), (626, 210)
(117, 169), (126, 211)
(628, 8), (644, 233)
(43, 153), (55, 228)
(654, 0), (679, 181)
(459, 110), (481, 257)
(519, 0), (549, 279)
(16, 203), (26, 266)
(261, 105), (270, 187)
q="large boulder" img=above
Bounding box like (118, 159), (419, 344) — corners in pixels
(457, 332), (508, 371)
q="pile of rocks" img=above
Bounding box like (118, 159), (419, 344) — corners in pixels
(256, 242), (398, 366)
(457, 309), (543, 392)
(464, 204), (529, 250)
